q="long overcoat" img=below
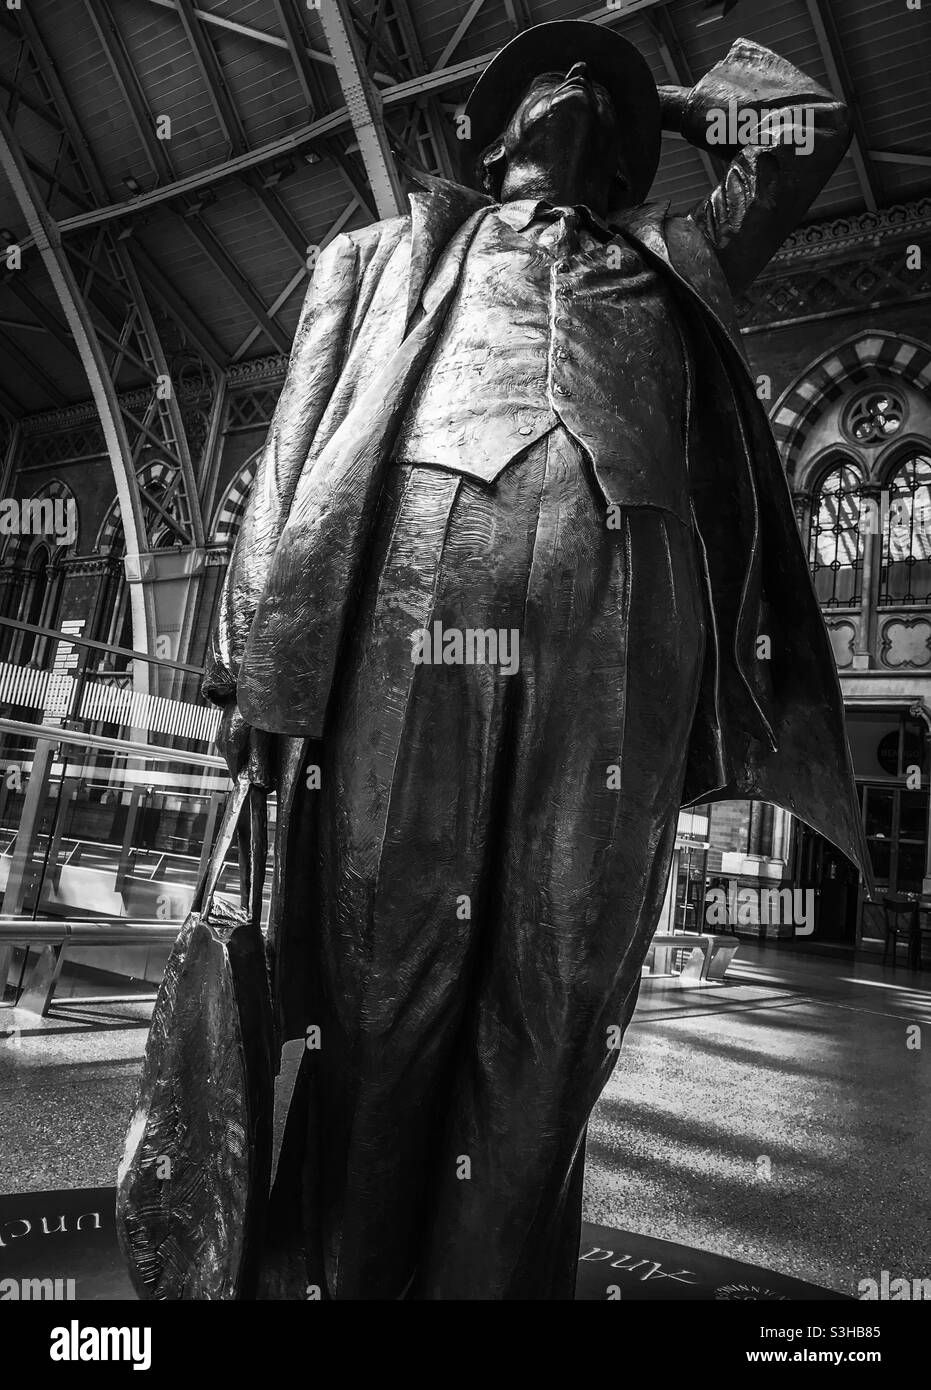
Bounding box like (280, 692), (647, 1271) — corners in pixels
(204, 39), (871, 1046)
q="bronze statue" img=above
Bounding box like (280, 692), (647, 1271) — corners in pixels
(188, 21), (867, 1300)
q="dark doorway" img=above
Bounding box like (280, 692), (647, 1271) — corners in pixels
(793, 824), (859, 943)
(860, 782), (928, 898)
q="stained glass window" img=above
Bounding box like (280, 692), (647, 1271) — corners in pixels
(808, 462), (864, 607)
(880, 454), (931, 605)
(844, 389), (906, 445)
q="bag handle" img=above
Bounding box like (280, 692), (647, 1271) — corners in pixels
(237, 783), (268, 925)
(191, 772), (266, 920)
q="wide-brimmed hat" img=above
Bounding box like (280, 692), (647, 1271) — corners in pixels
(460, 20), (661, 203)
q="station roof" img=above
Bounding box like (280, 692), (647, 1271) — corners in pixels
(1, 0), (928, 416)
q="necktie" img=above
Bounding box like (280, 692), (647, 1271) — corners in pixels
(535, 205), (582, 260)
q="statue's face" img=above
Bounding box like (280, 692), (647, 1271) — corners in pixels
(483, 61), (625, 203)
(509, 63), (619, 146)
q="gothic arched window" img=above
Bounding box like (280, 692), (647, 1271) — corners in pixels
(809, 461), (864, 607)
(19, 543), (50, 665)
(880, 454), (931, 605)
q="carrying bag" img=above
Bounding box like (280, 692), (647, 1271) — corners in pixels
(115, 774), (275, 1299)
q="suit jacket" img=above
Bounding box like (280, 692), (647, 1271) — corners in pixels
(204, 38), (872, 917)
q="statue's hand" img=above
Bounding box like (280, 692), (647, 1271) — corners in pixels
(216, 701), (276, 791)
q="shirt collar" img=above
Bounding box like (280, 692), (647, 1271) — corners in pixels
(496, 197), (615, 241)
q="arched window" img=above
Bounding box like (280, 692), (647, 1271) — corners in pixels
(880, 454), (931, 605)
(94, 463), (184, 664)
(808, 462), (864, 607)
(19, 544), (49, 665)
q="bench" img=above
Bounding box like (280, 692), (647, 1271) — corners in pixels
(646, 932), (740, 986)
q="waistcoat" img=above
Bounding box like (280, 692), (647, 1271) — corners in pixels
(394, 201), (692, 523)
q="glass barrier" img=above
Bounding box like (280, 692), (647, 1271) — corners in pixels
(0, 618), (273, 1012)
(0, 616), (220, 755)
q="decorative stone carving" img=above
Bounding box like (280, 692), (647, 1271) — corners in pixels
(61, 555), (121, 578)
(21, 423), (106, 466)
(737, 244), (931, 331)
(226, 388), (282, 432)
(225, 355), (288, 387)
(880, 616), (931, 669)
(772, 197), (931, 264)
(825, 619), (857, 668)
(21, 381), (215, 439)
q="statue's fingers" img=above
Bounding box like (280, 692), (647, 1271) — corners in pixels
(245, 727), (276, 791)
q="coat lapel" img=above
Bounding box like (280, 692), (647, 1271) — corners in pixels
(238, 196), (491, 737)
(406, 174), (491, 329)
(612, 199), (749, 370)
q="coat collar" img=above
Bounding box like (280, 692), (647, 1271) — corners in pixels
(496, 197), (615, 240)
(401, 173), (748, 368)
(404, 170), (674, 327)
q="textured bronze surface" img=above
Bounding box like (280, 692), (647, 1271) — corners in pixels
(164, 28), (868, 1300)
(283, 434), (706, 1298)
(117, 785), (274, 1300)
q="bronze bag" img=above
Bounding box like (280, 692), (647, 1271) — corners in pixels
(115, 774), (274, 1299)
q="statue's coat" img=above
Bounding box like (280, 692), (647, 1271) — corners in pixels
(204, 39), (870, 1047)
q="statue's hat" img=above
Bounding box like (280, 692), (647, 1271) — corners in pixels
(461, 20), (661, 203)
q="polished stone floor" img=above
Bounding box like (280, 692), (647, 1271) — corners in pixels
(584, 946), (931, 1297)
(1, 944), (928, 1297)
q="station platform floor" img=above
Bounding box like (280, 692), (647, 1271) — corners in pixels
(1, 942), (928, 1298)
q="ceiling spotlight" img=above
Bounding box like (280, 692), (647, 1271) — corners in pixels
(123, 176), (142, 195)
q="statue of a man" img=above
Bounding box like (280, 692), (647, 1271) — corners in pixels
(203, 21), (867, 1300)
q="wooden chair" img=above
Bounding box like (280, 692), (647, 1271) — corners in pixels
(882, 895), (916, 969)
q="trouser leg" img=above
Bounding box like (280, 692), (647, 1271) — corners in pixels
(308, 453), (549, 1299)
(300, 433), (705, 1301)
(418, 450), (706, 1299)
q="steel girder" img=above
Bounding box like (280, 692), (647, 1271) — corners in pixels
(318, 0), (406, 219)
(1, 10), (209, 562)
(0, 103), (156, 661)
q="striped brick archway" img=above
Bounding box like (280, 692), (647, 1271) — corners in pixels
(210, 452), (260, 546)
(1, 478), (78, 565)
(770, 333), (931, 481)
(95, 460), (177, 553)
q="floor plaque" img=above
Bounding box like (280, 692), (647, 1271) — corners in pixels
(0, 1189), (849, 1300)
